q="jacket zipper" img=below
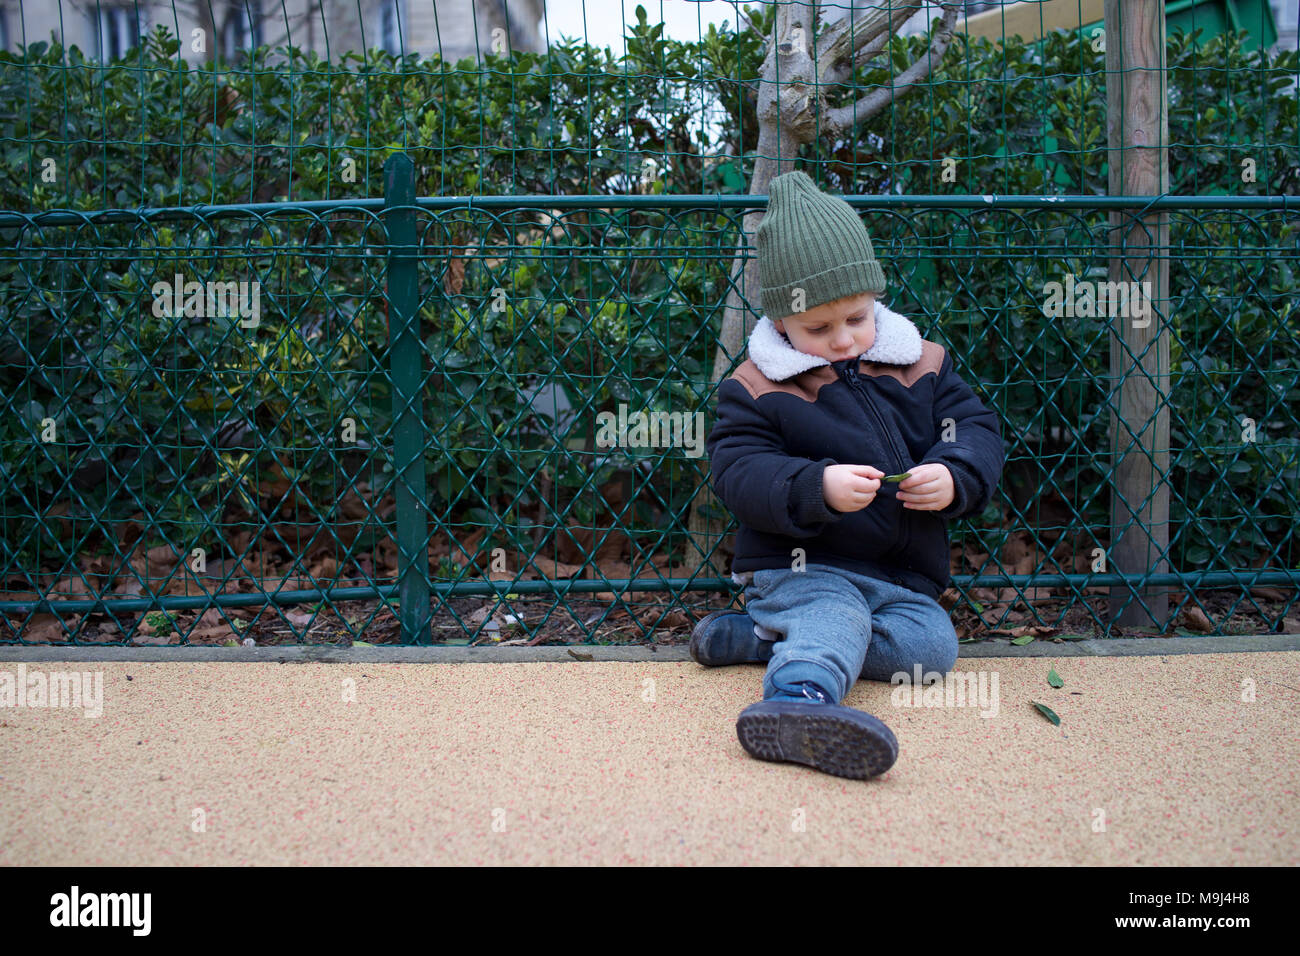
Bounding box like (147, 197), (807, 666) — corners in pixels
(841, 362), (913, 570)
(841, 363), (908, 475)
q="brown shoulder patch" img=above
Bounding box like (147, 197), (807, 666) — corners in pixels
(860, 339), (946, 387)
(730, 359), (836, 402)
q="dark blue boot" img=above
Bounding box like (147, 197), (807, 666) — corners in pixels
(689, 610), (775, 667)
(736, 680), (899, 780)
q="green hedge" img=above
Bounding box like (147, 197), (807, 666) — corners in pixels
(0, 16), (1296, 579)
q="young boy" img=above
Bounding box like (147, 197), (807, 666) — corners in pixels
(697, 169), (1005, 780)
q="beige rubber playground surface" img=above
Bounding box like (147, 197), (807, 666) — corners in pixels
(2, 652), (1297, 865)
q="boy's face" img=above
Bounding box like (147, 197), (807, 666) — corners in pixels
(773, 292), (876, 363)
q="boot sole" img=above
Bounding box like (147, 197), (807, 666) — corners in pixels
(736, 700), (898, 780)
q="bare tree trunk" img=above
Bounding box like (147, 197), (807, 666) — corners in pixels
(684, 5), (812, 581)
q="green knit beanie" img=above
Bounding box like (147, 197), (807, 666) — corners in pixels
(756, 169), (887, 320)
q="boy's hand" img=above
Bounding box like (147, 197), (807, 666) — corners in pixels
(896, 463), (955, 511)
(822, 464), (884, 512)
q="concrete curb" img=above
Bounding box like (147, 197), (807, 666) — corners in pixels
(0, 634), (1297, 663)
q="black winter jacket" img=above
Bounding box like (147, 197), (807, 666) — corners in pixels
(706, 300), (1006, 601)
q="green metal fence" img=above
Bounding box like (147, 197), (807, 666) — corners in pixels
(0, 1), (1298, 646)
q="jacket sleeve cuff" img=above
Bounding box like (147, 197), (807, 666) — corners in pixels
(923, 457), (975, 520)
(788, 458), (842, 528)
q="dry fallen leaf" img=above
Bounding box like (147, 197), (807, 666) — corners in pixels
(988, 625), (1058, 638)
(285, 609), (314, 628)
(1178, 604), (1214, 633)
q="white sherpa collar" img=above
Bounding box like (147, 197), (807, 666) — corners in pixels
(746, 299), (924, 382)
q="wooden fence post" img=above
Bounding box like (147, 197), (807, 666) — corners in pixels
(1104, 0), (1172, 630)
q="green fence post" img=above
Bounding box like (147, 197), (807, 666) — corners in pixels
(384, 153), (432, 644)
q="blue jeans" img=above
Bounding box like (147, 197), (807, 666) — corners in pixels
(743, 564), (959, 703)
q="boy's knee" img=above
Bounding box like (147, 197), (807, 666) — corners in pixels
(860, 628), (956, 681)
(925, 639), (958, 676)
(918, 609), (959, 674)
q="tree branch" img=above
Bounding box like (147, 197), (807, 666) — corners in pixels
(824, 3), (960, 135)
(818, 1), (921, 86)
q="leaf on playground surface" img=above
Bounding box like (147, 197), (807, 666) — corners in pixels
(1047, 666), (1064, 688)
(1032, 702), (1061, 726)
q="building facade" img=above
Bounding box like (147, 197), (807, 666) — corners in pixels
(0, 0), (544, 63)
